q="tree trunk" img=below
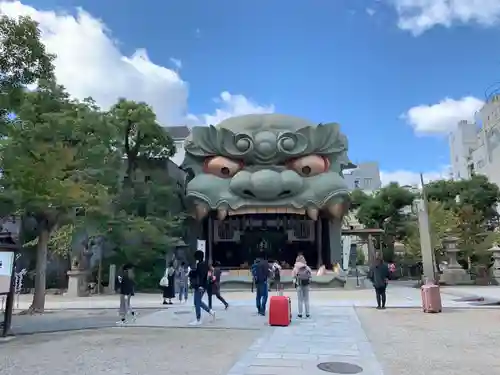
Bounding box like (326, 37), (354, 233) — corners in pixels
(29, 227), (49, 313)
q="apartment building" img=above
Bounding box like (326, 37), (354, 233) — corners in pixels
(343, 162), (382, 193)
(449, 95), (500, 186)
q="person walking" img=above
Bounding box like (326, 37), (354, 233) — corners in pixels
(292, 255), (312, 318)
(368, 252), (390, 309)
(271, 260), (282, 293)
(188, 250), (215, 326)
(162, 262), (175, 305)
(251, 254), (270, 316)
(117, 263), (136, 324)
(207, 261), (229, 310)
(176, 261), (190, 303)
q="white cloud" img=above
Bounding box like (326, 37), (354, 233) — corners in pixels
(169, 57), (182, 70)
(381, 166), (451, 187)
(366, 8), (376, 16)
(193, 91), (275, 126)
(0, 1), (273, 129)
(392, 0), (500, 35)
(402, 96), (484, 134)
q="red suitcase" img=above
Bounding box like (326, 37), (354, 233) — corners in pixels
(421, 284), (442, 313)
(269, 295), (291, 326)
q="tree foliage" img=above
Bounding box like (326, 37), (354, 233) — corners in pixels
(425, 175), (500, 224)
(350, 184), (416, 261)
(403, 201), (458, 260)
(0, 15), (184, 311)
(1, 82), (119, 311)
(0, 15), (54, 130)
(424, 175), (500, 267)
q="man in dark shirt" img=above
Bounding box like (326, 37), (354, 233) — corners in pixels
(188, 250), (215, 325)
(117, 263), (136, 324)
(252, 255), (270, 316)
(368, 252), (390, 309)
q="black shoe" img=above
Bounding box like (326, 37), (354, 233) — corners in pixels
(225, 304), (229, 310)
(381, 306), (386, 310)
(376, 306), (382, 310)
(297, 314), (303, 318)
(163, 301), (168, 305)
(306, 314), (310, 318)
(168, 301), (173, 305)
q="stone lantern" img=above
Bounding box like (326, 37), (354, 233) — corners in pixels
(440, 233), (471, 285)
(488, 244), (500, 284)
(394, 241), (405, 257)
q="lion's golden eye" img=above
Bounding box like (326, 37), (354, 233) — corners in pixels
(287, 155), (329, 177)
(203, 156), (243, 178)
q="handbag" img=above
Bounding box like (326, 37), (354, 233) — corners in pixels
(159, 275), (169, 287)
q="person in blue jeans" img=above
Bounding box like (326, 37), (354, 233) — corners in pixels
(188, 250), (215, 326)
(252, 256), (270, 316)
(176, 261), (190, 303)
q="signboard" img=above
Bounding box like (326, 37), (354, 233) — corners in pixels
(0, 251), (14, 295)
(196, 240), (206, 256)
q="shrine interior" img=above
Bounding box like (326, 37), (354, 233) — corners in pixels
(210, 214), (330, 269)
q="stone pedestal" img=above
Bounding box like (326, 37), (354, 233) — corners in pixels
(66, 269), (89, 297)
(489, 244), (500, 284)
(440, 235), (471, 285)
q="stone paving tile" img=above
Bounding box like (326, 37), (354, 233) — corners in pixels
(129, 304), (270, 330)
(226, 306), (385, 375)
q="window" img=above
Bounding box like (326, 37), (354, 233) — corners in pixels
(354, 179), (360, 189)
(364, 178), (372, 188)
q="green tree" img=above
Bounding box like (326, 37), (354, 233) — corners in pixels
(0, 82), (119, 312)
(0, 15), (54, 130)
(425, 175), (500, 265)
(353, 183), (416, 260)
(403, 201), (458, 261)
(107, 99), (176, 184)
(23, 98), (185, 292)
(425, 175), (500, 224)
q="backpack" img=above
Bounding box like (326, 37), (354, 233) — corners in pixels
(297, 266), (311, 285)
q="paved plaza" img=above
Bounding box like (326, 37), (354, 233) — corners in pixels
(1, 286), (500, 375)
(8, 284), (500, 311)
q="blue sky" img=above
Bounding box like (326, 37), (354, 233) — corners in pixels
(2, 0), (500, 185)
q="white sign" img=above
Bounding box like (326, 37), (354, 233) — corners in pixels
(197, 240), (206, 255)
(0, 251), (15, 294)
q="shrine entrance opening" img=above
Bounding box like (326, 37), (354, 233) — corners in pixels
(212, 214), (320, 269)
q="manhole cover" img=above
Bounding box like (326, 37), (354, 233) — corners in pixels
(174, 311), (192, 315)
(317, 362), (363, 374)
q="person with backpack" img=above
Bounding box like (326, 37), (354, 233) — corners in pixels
(292, 255), (312, 318)
(188, 250), (215, 326)
(251, 255), (270, 316)
(117, 263), (136, 325)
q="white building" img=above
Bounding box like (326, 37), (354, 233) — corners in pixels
(166, 126), (191, 166)
(343, 162), (382, 193)
(449, 94), (500, 186)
